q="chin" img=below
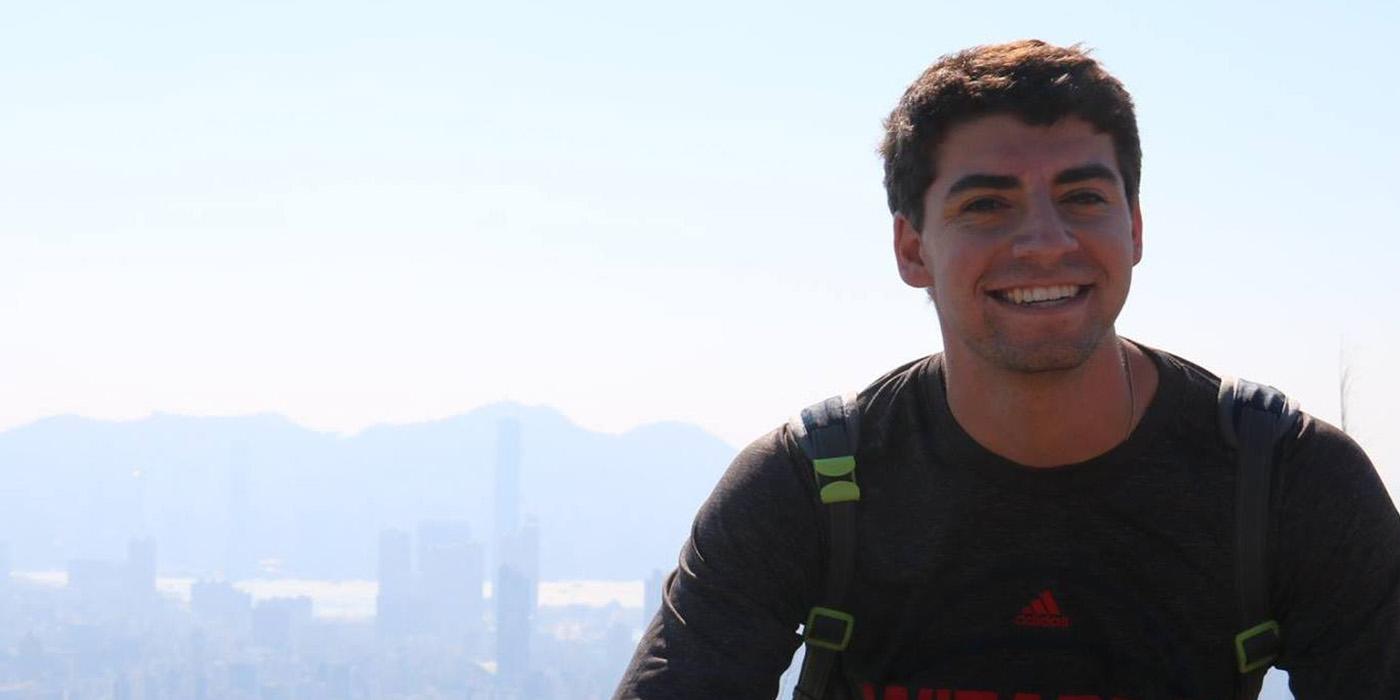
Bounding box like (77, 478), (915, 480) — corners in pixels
(973, 333), (1105, 374)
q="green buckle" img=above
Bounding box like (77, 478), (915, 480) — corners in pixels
(804, 606), (855, 651)
(813, 456), (855, 478)
(819, 481), (860, 504)
(813, 455), (859, 504)
(1235, 620), (1281, 673)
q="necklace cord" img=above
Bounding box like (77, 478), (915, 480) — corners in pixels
(1120, 339), (1136, 441)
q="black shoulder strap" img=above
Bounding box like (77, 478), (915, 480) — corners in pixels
(1218, 376), (1302, 699)
(788, 394), (861, 700)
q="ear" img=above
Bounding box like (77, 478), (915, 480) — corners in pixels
(1130, 202), (1144, 265)
(894, 213), (936, 288)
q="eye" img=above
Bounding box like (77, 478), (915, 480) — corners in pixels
(1063, 191), (1108, 206)
(962, 197), (1006, 213)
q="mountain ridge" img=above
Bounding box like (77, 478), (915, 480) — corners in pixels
(0, 404), (737, 581)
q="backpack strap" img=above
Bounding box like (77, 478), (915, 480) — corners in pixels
(1218, 376), (1301, 699)
(789, 393), (861, 700)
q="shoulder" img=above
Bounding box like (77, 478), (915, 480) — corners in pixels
(1148, 343), (1395, 542)
(778, 355), (937, 464)
(1149, 343), (1378, 490)
(709, 425), (812, 508)
(716, 356), (936, 504)
(1273, 411), (1392, 520)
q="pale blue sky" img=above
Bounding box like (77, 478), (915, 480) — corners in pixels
(2, 1), (1396, 492)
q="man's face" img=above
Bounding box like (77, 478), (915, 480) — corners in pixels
(894, 114), (1143, 373)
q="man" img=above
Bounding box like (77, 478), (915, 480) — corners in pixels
(613, 40), (1400, 699)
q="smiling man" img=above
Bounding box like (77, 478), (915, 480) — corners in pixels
(613, 41), (1400, 699)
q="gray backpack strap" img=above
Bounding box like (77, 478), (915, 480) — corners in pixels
(1218, 377), (1302, 699)
(789, 393), (861, 700)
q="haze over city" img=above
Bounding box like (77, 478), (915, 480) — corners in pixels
(2, 0), (1396, 698)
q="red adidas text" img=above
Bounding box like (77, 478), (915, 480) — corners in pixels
(1015, 589), (1071, 628)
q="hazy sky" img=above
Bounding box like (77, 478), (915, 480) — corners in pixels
(2, 1), (1396, 490)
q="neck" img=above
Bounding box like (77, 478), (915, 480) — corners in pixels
(942, 334), (1157, 468)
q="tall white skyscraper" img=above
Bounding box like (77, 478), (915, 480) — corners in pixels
(492, 417), (538, 690)
(496, 517), (538, 687)
(493, 418), (522, 564)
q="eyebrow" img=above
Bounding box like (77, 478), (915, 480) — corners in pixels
(944, 163), (1121, 198)
(1053, 163), (1120, 186)
(946, 174), (1019, 196)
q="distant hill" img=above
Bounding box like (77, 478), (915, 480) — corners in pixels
(0, 404), (740, 580)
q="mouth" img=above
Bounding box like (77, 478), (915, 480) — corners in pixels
(986, 283), (1093, 310)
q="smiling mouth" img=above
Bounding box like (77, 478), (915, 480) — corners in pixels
(987, 284), (1092, 307)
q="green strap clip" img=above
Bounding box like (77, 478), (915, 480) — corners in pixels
(814, 456), (859, 504)
(1235, 620), (1281, 673)
(804, 606), (855, 651)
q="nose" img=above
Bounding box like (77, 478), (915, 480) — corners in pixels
(1011, 192), (1079, 260)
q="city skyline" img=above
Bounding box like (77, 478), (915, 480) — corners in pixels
(0, 415), (653, 698)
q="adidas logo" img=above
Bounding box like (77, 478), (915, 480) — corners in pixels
(1014, 589), (1071, 628)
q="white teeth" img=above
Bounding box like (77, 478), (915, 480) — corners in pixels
(1002, 285), (1080, 304)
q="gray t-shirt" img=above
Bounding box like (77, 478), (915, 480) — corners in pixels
(613, 345), (1400, 699)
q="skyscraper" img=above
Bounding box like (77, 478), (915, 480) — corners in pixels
(493, 418), (522, 560)
(376, 529), (414, 638)
(496, 518), (538, 687)
(417, 519), (484, 650)
(493, 417), (538, 689)
(65, 538), (157, 610)
(131, 465), (148, 540)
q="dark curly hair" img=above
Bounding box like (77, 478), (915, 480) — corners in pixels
(880, 40), (1141, 230)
